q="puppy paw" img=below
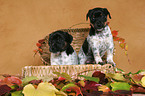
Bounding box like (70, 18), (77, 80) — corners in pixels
(85, 60), (95, 64)
(98, 62), (106, 65)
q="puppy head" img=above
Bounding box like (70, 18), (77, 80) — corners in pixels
(86, 7), (111, 31)
(48, 31), (73, 53)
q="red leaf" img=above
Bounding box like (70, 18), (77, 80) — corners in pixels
(0, 85), (11, 95)
(29, 80), (42, 85)
(36, 43), (42, 47)
(4, 77), (22, 86)
(112, 30), (118, 37)
(38, 39), (45, 44)
(38, 48), (43, 52)
(113, 36), (120, 41)
(58, 77), (66, 81)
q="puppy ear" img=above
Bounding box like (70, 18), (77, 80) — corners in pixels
(86, 9), (92, 21)
(64, 32), (73, 44)
(103, 8), (111, 19)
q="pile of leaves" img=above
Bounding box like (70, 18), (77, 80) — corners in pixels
(0, 69), (145, 96)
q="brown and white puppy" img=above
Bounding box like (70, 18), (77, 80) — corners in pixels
(78, 7), (115, 66)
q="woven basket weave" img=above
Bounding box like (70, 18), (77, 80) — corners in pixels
(22, 27), (115, 78)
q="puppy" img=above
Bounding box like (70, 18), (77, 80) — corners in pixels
(78, 7), (116, 66)
(48, 31), (78, 65)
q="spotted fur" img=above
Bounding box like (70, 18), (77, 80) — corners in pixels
(78, 25), (115, 66)
(49, 31), (78, 65)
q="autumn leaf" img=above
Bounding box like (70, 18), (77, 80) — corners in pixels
(36, 43), (42, 47)
(110, 82), (131, 91)
(38, 39), (45, 44)
(118, 38), (125, 43)
(53, 72), (72, 81)
(61, 83), (83, 96)
(113, 36), (120, 41)
(22, 76), (39, 86)
(22, 82), (63, 96)
(98, 85), (110, 92)
(141, 76), (145, 87)
(1, 76), (22, 86)
(11, 90), (23, 96)
(106, 73), (126, 81)
(78, 75), (100, 83)
(0, 85), (12, 96)
(119, 43), (126, 49)
(111, 30), (118, 37)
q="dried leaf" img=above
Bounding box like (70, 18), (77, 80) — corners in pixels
(118, 38), (125, 43)
(0, 85), (12, 96)
(61, 83), (83, 96)
(113, 36), (120, 41)
(3, 77), (22, 86)
(22, 82), (59, 96)
(36, 43), (42, 47)
(125, 44), (128, 51)
(111, 30), (118, 37)
(119, 43), (126, 49)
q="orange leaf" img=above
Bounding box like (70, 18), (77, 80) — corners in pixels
(113, 36), (120, 41)
(38, 48), (43, 52)
(118, 38), (125, 43)
(3, 77), (22, 86)
(112, 30), (118, 37)
(36, 43), (42, 47)
(120, 43), (126, 49)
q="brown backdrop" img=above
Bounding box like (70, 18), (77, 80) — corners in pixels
(0, 0), (145, 76)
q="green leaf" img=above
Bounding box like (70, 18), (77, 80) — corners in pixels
(11, 90), (23, 96)
(61, 83), (83, 96)
(106, 73), (126, 81)
(22, 76), (38, 86)
(53, 72), (61, 77)
(115, 68), (124, 73)
(78, 75), (99, 83)
(110, 82), (131, 91)
(135, 70), (145, 75)
(53, 72), (72, 81)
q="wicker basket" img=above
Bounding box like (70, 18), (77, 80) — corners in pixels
(22, 27), (115, 78)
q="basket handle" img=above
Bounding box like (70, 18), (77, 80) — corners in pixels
(69, 22), (90, 29)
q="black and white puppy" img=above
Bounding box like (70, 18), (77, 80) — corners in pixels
(78, 7), (115, 66)
(48, 31), (78, 65)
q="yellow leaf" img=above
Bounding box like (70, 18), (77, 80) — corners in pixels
(22, 82), (59, 96)
(141, 76), (145, 87)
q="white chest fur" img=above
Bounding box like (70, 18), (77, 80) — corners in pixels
(87, 26), (114, 57)
(50, 51), (78, 65)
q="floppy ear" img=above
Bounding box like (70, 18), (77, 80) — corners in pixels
(103, 8), (111, 19)
(64, 32), (73, 44)
(86, 9), (92, 21)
